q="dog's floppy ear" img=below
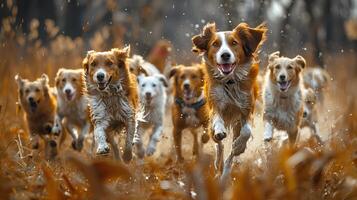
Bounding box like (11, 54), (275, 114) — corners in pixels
(169, 65), (180, 79)
(40, 74), (49, 86)
(83, 50), (95, 73)
(55, 68), (65, 86)
(14, 74), (24, 88)
(294, 55), (306, 70)
(268, 51), (280, 70)
(155, 74), (169, 87)
(268, 51), (280, 63)
(234, 22), (267, 57)
(192, 22), (216, 54)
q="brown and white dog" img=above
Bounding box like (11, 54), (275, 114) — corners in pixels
(82, 46), (138, 162)
(192, 22), (267, 178)
(169, 64), (210, 161)
(52, 68), (91, 151)
(15, 74), (58, 159)
(301, 87), (322, 142)
(263, 51), (305, 144)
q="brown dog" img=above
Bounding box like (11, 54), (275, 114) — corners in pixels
(15, 74), (58, 159)
(53, 68), (91, 151)
(192, 22), (267, 178)
(169, 64), (210, 161)
(82, 46), (138, 162)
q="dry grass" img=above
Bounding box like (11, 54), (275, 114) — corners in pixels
(1, 9), (357, 200)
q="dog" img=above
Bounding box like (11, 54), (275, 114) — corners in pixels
(191, 22), (267, 178)
(128, 55), (160, 76)
(301, 87), (322, 143)
(15, 74), (58, 159)
(169, 64), (210, 161)
(303, 67), (329, 103)
(147, 39), (172, 74)
(263, 51), (306, 144)
(52, 68), (91, 151)
(133, 74), (168, 158)
(82, 46), (138, 162)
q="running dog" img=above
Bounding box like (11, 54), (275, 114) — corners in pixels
(82, 46), (138, 162)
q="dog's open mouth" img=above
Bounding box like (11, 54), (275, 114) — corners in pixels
(278, 80), (291, 92)
(65, 93), (74, 101)
(97, 76), (112, 90)
(183, 89), (193, 101)
(217, 63), (236, 75)
(29, 100), (39, 112)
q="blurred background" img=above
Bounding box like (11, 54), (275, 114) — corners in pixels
(1, 0), (357, 67)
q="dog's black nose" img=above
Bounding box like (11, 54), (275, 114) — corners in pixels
(279, 74), (286, 81)
(49, 140), (57, 148)
(65, 89), (71, 94)
(221, 53), (231, 62)
(28, 97), (34, 102)
(145, 92), (152, 99)
(97, 72), (105, 82)
(303, 111), (307, 118)
(183, 83), (190, 90)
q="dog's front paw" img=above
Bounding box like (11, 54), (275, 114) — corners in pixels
(96, 144), (110, 155)
(52, 126), (61, 136)
(122, 148), (133, 163)
(146, 145), (156, 156)
(264, 136), (273, 142)
(214, 132), (226, 141)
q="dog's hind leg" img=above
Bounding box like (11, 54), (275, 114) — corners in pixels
(146, 124), (163, 156)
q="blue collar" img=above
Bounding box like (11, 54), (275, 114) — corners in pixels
(175, 97), (206, 110)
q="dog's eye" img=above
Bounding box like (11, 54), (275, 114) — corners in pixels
(180, 75), (185, 80)
(25, 89), (30, 93)
(231, 40), (238, 46)
(62, 78), (66, 83)
(192, 75), (197, 79)
(275, 65), (281, 69)
(287, 65), (293, 70)
(152, 83), (156, 87)
(212, 41), (219, 47)
(35, 88), (40, 92)
(106, 60), (113, 66)
(142, 84), (146, 87)
(90, 61), (97, 66)
(72, 78), (76, 82)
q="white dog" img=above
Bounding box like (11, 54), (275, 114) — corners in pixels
(52, 68), (91, 151)
(134, 74), (168, 158)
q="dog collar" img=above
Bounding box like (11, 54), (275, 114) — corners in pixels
(175, 93), (206, 110)
(226, 79), (235, 84)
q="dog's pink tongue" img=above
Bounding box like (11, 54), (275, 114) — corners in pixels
(280, 82), (289, 90)
(219, 64), (233, 73)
